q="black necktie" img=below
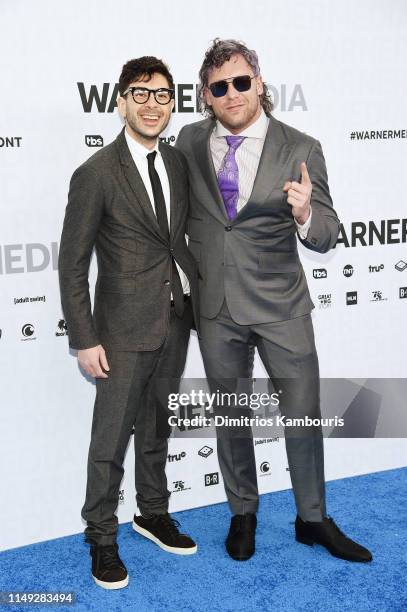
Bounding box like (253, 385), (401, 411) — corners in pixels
(147, 151), (184, 317)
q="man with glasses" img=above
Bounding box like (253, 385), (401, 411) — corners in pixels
(59, 56), (199, 590)
(177, 39), (372, 563)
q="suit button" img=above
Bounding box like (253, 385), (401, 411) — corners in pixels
(170, 248), (174, 253)
(164, 280), (170, 286)
(225, 225), (232, 232)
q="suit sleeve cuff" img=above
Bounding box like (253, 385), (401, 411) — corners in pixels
(295, 207), (313, 239)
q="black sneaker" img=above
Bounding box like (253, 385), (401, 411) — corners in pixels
(90, 543), (129, 589)
(132, 513), (197, 555)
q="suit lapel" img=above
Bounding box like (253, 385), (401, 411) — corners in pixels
(238, 115), (296, 218)
(159, 142), (183, 240)
(193, 120), (229, 222)
(115, 128), (165, 241)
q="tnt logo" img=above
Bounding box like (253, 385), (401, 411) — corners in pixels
(204, 472), (219, 486)
(85, 135), (103, 147)
(343, 264), (354, 277)
(313, 268), (327, 279)
(400, 287), (407, 299)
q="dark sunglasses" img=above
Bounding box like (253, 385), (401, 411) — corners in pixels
(208, 74), (256, 98)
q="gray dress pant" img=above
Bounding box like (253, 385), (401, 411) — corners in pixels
(199, 300), (326, 522)
(81, 301), (193, 545)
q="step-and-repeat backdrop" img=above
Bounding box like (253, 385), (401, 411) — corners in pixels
(1, 0), (406, 550)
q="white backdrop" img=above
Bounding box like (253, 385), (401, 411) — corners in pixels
(1, 0), (406, 551)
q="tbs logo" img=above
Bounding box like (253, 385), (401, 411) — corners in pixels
(85, 135), (103, 147)
(313, 268), (327, 279)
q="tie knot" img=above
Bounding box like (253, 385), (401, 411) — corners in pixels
(226, 135), (245, 150)
(147, 151), (157, 165)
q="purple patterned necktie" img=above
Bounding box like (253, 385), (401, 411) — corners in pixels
(217, 135), (245, 220)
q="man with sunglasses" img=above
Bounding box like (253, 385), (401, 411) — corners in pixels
(59, 56), (200, 590)
(177, 39), (372, 563)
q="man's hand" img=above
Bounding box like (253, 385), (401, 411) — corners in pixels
(283, 161), (312, 225)
(78, 344), (110, 378)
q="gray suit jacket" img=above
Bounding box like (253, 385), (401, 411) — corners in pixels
(176, 115), (339, 324)
(58, 128), (199, 351)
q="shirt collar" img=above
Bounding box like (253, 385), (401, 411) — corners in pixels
(124, 127), (160, 159)
(214, 109), (269, 140)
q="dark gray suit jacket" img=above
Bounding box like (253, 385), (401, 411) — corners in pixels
(59, 128), (199, 351)
(176, 115), (340, 324)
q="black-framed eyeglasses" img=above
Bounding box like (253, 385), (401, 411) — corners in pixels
(208, 74), (257, 98)
(122, 86), (175, 105)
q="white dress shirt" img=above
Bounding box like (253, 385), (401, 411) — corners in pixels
(124, 128), (190, 294)
(210, 110), (312, 238)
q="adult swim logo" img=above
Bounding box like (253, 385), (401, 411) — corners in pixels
(21, 323), (36, 341)
(14, 295), (46, 305)
(77, 82), (308, 113)
(254, 437), (279, 446)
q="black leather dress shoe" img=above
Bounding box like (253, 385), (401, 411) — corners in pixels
(226, 513), (257, 561)
(295, 515), (373, 562)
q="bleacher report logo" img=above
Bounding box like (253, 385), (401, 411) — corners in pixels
(85, 135), (103, 147)
(400, 287), (407, 299)
(204, 472), (219, 486)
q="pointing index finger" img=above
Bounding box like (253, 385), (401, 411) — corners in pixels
(300, 161), (311, 185)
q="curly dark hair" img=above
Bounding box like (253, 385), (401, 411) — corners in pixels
(198, 38), (273, 118)
(118, 56), (174, 96)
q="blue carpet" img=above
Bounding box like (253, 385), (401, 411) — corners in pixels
(0, 467), (406, 612)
